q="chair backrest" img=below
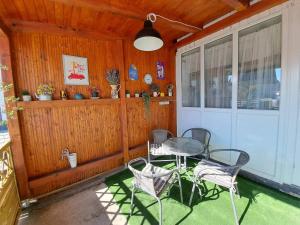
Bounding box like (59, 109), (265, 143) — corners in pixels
(152, 129), (174, 145)
(229, 149), (250, 179)
(182, 128), (211, 149)
(128, 158), (156, 196)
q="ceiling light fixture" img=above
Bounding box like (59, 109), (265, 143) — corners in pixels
(134, 13), (202, 52)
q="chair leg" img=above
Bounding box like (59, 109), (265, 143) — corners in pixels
(212, 184), (217, 195)
(189, 182), (196, 206)
(177, 173), (183, 203)
(155, 197), (162, 225)
(130, 186), (135, 216)
(235, 184), (241, 199)
(229, 188), (239, 225)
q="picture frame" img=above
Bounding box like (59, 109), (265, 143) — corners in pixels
(63, 55), (89, 85)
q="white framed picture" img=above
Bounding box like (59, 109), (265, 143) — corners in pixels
(63, 55), (89, 85)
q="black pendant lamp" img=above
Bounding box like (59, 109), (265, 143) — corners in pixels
(134, 19), (164, 51)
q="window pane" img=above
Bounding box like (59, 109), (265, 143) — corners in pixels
(238, 16), (281, 110)
(205, 35), (232, 108)
(181, 48), (201, 107)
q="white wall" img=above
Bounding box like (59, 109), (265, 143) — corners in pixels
(176, 0), (300, 186)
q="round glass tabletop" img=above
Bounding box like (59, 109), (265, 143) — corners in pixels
(162, 137), (205, 157)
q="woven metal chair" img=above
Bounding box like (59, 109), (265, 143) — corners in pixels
(180, 128), (211, 168)
(181, 128), (211, 157)
(189, 149), (250, 225)
(148, 129), (176, 163)
(128, 157), (183, 225)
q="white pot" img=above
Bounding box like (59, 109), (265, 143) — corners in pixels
(126, 94), (130, 98)
(110, 85), (120, 99)
(67, 153), (77, 168)
(36, 94), (52, 101)
(153, 92), (158, 97)
(22, 95), (32, 102)
(168, 91), (173, 97)
(135, 93), (139, 98)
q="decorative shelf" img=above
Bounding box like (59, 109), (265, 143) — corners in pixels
(17, 98), (120, 109)
(125, 96), (176, 102)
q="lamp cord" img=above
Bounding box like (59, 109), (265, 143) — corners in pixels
(147, 13), (202, 31)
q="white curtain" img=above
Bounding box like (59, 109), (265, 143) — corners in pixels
(238, 16), (282, 110)
(205, 36), (233, 108)
(181, 48), (201, 107)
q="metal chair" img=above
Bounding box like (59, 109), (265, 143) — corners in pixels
(128, 157), (183, 225)
(181, 128), (211, 157)
(189, 149), (250, 225)
(180, 128), (211, 168)
(148, 129), (176, 163)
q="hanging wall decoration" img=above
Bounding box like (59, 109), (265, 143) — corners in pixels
(63, 55), (89, 85)
(129, 64), (138, 80)
(156, 61), (165, 80)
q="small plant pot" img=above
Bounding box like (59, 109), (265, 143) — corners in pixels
(36, 94), (52, 101)
(22, 95), (32, 102)
(67, 153), (77, 168)
(153, 92), (158, 97)
(126, 93), (131, 98)
(168, 91), (173, 97)
(135, 93), (140, 98)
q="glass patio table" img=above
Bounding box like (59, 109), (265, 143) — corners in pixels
(162, 137), (205, 170)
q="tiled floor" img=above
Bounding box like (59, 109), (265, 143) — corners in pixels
(18, 182), (128, 225)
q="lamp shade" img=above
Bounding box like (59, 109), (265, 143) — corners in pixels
(134, 20), (163, 51)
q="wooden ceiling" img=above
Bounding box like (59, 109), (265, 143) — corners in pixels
(0, 0), (249, 43)
(0, 0), (287, 46)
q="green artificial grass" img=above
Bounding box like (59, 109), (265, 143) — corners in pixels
(105, 161), (300, 225)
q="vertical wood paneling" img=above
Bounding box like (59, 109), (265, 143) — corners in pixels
(9, 31), (176, 197)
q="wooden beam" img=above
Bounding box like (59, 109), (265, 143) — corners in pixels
(221, 0), (249, 11)
(5, 19), (126, 40)
(175, 0), (288, 49)
(50, 0), (200, 33)
(119, 40), (129, 163)
(0, 34), (31, 199)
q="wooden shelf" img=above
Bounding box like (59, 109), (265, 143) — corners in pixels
(125, 96), (176, 103)
(17, 98), (120, 109)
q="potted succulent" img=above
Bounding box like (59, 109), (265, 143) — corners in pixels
(35, 84), (55, 101)
(149, 83), (160, 97)
(125, 90), (131, 98)
(134, 90), (140, 98)
(167, 83), (174, 96)
(106, 69), (120, 99)
(21, 90), (32, 102)
(61, 148), (77, 168)
(88, 86), (100, 99)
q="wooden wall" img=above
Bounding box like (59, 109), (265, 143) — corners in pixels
(8, 31), (176, 198)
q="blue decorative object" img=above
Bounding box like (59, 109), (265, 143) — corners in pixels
(74, 93), (84, 100)
(129, 64), (138, 80)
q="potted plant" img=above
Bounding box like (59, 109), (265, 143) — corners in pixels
(61, 148), (77, 168)
(88, 86), (100, 99)
(125, 90), (131, 98)
(21, 90), (32, 102)
(142, 91), (151, 115)
(167, 83), (174, 96)
(134, 90), (140, 98)
(149, 83), (160, 97)
(35, 84), (55, 101)
(106, 69), (120, 99)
